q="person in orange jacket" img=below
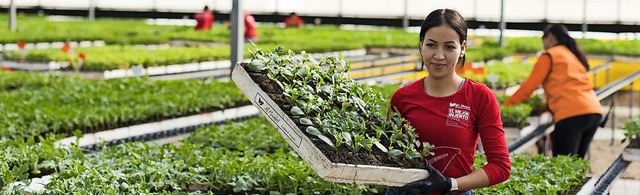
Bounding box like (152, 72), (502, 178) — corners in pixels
(194, 6), (214, 31)
(284, 12), (303, 28)
(502, 24), (602, 159)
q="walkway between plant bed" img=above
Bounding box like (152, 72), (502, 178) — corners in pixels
(55, 105), (259, 150)
(583, 137), (640, 195)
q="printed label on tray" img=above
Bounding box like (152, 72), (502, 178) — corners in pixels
(254, 93), (302, 147)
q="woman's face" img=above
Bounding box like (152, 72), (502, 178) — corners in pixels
(420, 25), (466, 79)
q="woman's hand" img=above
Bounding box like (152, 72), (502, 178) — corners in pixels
(401, 162), (453, 194)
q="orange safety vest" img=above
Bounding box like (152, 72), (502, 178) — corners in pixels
(504, 45), (602, 122)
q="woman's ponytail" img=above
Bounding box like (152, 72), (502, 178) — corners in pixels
(565, 37), (590, 71)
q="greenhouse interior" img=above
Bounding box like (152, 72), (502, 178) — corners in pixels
(0, 0), (639, 194)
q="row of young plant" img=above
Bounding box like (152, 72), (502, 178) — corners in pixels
(462, 61), (534, 90)
(2, 42), (367, 71)
(3, 116), (588, 194)
(474, 153), (589, 194)
(0, 71), (250, 183)
(497, 94), (546, 128)
(0, 15), (230, 45)
(0, 15), (417, 48)
(2, 118), (387, 194)
(3, 15), (640, 60)
(483, 36), (640, 57)
(0, 76), (567, 194)
(3, 44), (517, 73)
(4, 45), (231, 71)
(0, 72), (249, 140)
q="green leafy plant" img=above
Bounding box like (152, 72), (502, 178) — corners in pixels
(474, 154), (589, 194)
(500, 104), (532, 128)
(622, 115), (640, 148)
(244, 47), (432, 166)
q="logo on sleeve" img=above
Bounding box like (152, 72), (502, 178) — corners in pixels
(446, 102), (470, 129)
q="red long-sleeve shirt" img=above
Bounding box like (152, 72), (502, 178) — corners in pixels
(244, 13), (258, 40)
(194, 11), (213, 31)
(390, 78), (511, 186)
(284, 16), (303, 28)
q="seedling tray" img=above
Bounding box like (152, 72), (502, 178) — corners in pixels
(231, 63), (429, 186)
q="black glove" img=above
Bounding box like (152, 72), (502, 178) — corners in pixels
(401, 162), (452, 195)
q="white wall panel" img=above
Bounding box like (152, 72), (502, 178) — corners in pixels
(244, 0), (277, 13)
(472, 0), (501, 21)
(504, 0), (545, 22)
(341, 0), (403, 18)
(155, 0), (213, 12)
(546, 0), (585, 22)
(620, 0), (640, 23)
(0, 0), (637, 24)
(0, 0), (41, 7)
(407, 0), (476, 20)
(586, 1), (618, 22)
(95, 0), (153, 11)
(40, 0), (89, 9)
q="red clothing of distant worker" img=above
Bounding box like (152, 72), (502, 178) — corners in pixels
(391, 78), (511, 187)
(194, 9), (214, 31)
(284, 15), (303, 28)
(244, 13), (259, 40)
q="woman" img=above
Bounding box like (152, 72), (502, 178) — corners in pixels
(503, 24), (602, 159)
(388, 9), (511, 195)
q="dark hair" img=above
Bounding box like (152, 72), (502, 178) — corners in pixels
(204, 6), (209, 11)
(543, 24), (590, 71)
(290, 12), (297, 16)
(419, 9), (468, 67)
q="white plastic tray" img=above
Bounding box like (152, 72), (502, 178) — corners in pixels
(231, 63), (429, 186)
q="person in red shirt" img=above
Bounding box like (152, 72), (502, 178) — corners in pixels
(284, 12), (303, 28)
(194, 6), (214, 31)
(244, 13), (259, 42)
(387, 9), (511, 195)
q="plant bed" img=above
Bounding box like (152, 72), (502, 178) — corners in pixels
(231, 48), (431, 186)
(474, 154), (589, 194)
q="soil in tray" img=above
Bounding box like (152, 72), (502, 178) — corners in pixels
(245, 65), (426, 170)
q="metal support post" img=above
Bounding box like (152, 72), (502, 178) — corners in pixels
(230, 0), (244, 76)
(9, 0), (17, 32)
(630, 82), (634, 117)
(402, 0), (409, 29)
(89, 0), (96, 21)
(582, 0), (587, 38)
(499, 0), (506, 47)
(611, 92), (617, 146)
